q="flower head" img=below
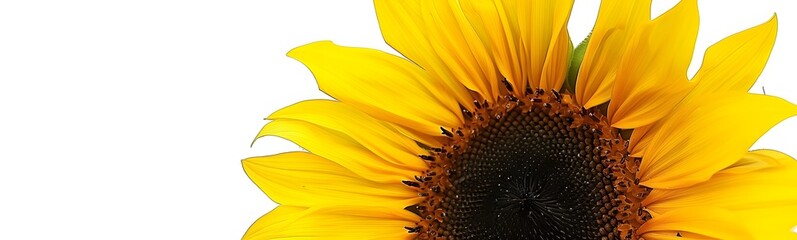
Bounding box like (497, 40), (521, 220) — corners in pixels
(244, 0), (797, 239)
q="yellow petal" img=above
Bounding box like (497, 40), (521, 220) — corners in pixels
(639, 93), (797, 189)
(539, 23), (572, 91)
(376, 121), (443, 149)
(466, 0), (577, 92)
(243, 152), (419, 208)
(639, 232), (711, 240)
(254, 119), (419, 182)
(608, 0), (697, 128)
(244, 205), (417, 240)
(629, 16), (778, 158)
(689, 15), (778, 97)
(627, 124), (651, 157)
(373, 0), (477, 108)
(644, 150), (797, 239)
(575, 0), (651, 107)
(287, 41), (463, 136)
(518, 0), (575, 91)
(638, 208), (753, 240)
(418, 0), (500, 101)
(645, 150), (797, 212)
(268, 100), (428, 170)
(721, 149), (796, 175)
(243, 206), (307, 240)
(532, 0), (573, 91)
(735, 206), (797, 239)
(460, 0), (524, 95)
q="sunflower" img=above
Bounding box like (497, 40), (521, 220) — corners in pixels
(243, 0), (797, 239)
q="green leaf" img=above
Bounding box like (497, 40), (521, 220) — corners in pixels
(564, 33), (590, 93)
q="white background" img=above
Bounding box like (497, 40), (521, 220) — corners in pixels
(1, 1), (795, 239)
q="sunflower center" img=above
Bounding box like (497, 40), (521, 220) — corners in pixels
(406, 89), (650, 239)
(444, 99), (618, 239)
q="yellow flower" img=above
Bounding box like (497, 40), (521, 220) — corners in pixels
(243, 0), (797, 239)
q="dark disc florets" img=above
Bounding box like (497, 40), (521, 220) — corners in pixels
(404, 88), (650, 240)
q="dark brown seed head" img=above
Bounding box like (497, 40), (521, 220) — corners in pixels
(405, 90), (650, 240)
